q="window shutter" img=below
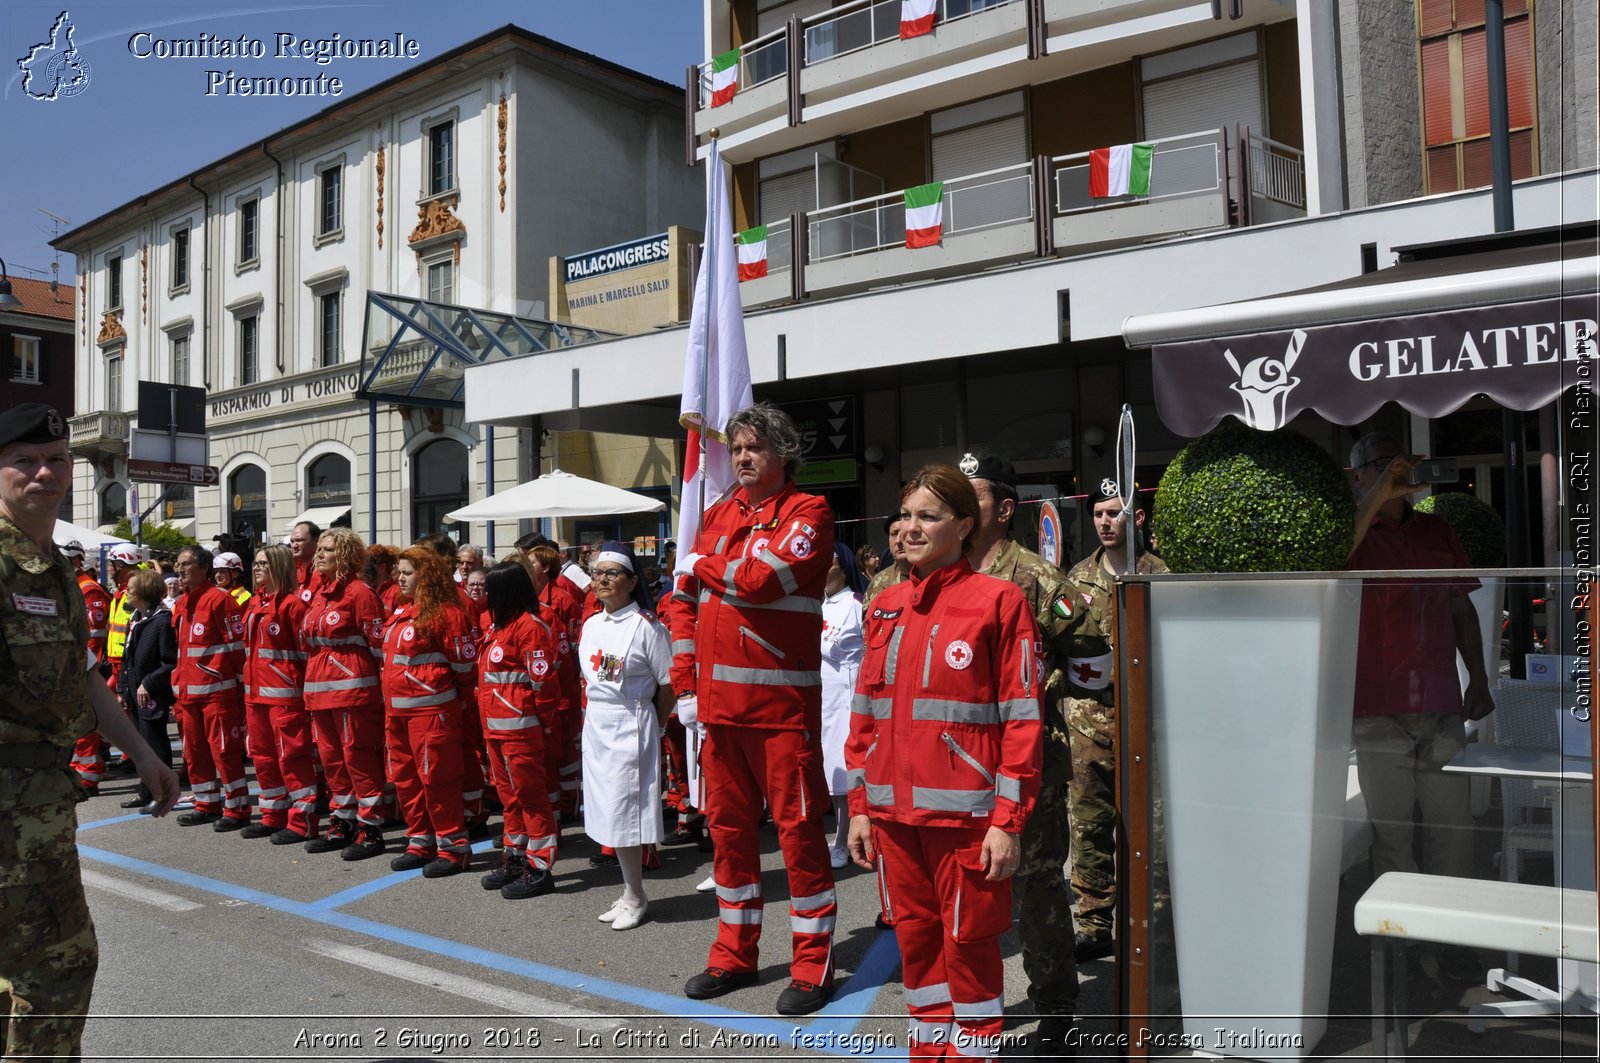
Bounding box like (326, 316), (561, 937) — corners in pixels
(931, 115), (1026, 181)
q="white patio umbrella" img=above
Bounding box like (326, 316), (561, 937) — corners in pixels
(444, 468), (666, 523)
(53, 519), (132, 550)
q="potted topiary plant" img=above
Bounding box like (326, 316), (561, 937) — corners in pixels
(1140, 419), (1361, 1058)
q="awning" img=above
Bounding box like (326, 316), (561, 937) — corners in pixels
(285, 506), (351, 534)
(1124, 231), (1599, 436)
(445, 469), (665, 523)
(54, 520), (131, 550)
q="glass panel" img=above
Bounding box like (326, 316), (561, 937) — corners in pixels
(306, 454), (352, 508)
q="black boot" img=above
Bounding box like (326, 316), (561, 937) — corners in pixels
(340, 824), (386, 861)
(305, 818), (353, 853)
(500, 862), (554, 899)
(480, 851), (524, 891)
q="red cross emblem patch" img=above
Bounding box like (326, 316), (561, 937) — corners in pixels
(944, 639), (973, 670)
(1071, 660), (1103, 684)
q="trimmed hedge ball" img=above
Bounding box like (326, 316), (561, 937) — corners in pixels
(1153, 419), (1356, 573)
(1415, 490), (1507, 568)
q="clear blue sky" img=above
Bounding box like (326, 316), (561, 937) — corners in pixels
(0, 1), (705, 284)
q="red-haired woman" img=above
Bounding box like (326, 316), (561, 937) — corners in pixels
(381, 546), (477, 877)
(477, 561), (564, 898)
(845, 464), (1044, 1062)
(241, 544), (316, 843)
(301, 527), (389, 859)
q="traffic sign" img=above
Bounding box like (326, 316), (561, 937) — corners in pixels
(128, 458), (220, 486)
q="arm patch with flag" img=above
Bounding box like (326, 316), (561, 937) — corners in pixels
(903, 181), (944, 248)
(736, 225), (768, 281)
(1088, 143), (1153, 198)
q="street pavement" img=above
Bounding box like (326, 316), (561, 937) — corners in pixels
(71, 766), (1119, 1062)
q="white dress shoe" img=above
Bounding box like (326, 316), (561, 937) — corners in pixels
(610, 900), (648, 931)
(598, 898), (627, 922)
(695, 874), (716, 893)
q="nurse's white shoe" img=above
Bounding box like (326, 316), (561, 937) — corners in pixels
(598, 898), (628, 922)
(695, 874), (716, 892)
(610, 900), (648, 931)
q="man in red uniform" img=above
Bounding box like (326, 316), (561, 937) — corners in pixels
(64, 541), (111, 796)
(172, 545), (251, 829)
(670, 402), (838, 1015)
(289, 521), (321, 591)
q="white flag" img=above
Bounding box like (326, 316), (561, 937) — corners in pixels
(676, 139), (753, 573)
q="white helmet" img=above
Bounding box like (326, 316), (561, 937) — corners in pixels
(215, 551), (245, 572)
(107, 544), (142, 567)
(59, 539), (86, 561)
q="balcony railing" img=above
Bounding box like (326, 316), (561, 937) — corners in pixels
(696, 25), (789, 109)
(802, 0), (1023, 68)
(68, 411), (129, 455)
(1248, 131), (1306, 210)
(1052, 130), (1225, 217)
(808, 162), (1034, 261)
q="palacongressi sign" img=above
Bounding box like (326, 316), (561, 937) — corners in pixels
(1154, 294), (1598, 435)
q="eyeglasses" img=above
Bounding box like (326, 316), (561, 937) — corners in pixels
(251, 561), (269, 568)
(591, 568), (630, 582)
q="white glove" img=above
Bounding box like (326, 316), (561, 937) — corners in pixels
(674, 552), (704, 578)
(676, 695), (698, 727)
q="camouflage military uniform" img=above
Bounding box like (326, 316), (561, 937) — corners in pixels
(0, 516), (99, 1061)
(861, 561), (907, 609)
(980, 539), (1081, 1015)
(1063, 544), (1167, 939)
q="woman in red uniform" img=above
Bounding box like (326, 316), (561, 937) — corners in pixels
(845, 464), (1043, 1062)
(301, 527), (389, 860)
(381, 547), (476, 877)
(477, 562), (563, 899)
(527, 544), (583, 819)
(241, 544), (316, 843)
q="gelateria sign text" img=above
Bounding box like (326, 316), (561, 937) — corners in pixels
(210, 371), (360, 418)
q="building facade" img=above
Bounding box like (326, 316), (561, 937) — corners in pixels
(2, 271), (78, 507)
(467, 0), (1598, 561)
(59, 25), (701, 552)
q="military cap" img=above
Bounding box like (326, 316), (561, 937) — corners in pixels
(1090, 477), (1123, 506)
(0, 403), (68, 451)
(958, 452), (1017, 490)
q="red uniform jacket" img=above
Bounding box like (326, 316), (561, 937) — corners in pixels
(173, 584), (246, 707)
(76, 571), (110, 663)
(538, 583), (581, 711)
(381, 602), (476, 717)
(657, 592), (697, 696)
(669, 481), (833, 732)
(845, 559), (1043, 835)
(243, 591), (309, 706)
(301, 575), (384, 711)
(478, 612), (562, 739)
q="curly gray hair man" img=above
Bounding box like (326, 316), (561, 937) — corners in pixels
(724, 402), (805, 480)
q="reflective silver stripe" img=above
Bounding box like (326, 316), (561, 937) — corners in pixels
(255, 648), (306, 661)
(864, 782), (894, 805)
(791, 915), (835, 935)
(304, 676), (378, 692)
(391, 689), (456, 709)
(715, 882), (762, 903)
(723, 558), (743, 585)
(941, 732), (995, 785)
(759, 547), (798, 595)
(995, 773), (1022, 803)
(846, 768), (866, 791)
(87, 627), (108, 638)
(998, 698), (1040, 723)
(913, 698), (998, 725)
(190, 780), (220, 795)
(358, 795), (384, 808)
(255, 685), (300, 699)
(525, 832), (557, 852)
(714, 535), (728, 553)
(722, 593), (822, 616)
(450, 661), (473, 674)
(186, 679), (239, 695)
(258, 797), (289, 810)
(288, 785), (318, 801)
(719, 908), (763, 925)
(923, 622), (939, 686)
(486, 715), (540, 732)
(186, 642), (243, 656)
(711, 664), (821, 687)
(904, 982), (952, 1008)
(402, 670), (438, 693)
(953, 994), (1005, 1020)
(307, 635), (368, 648)
(850, 693), (873, 715)
(1020, 636), (1035, 697)
(913, 786), (995, 813)
(482, 671), (531, 684)
(885, 627), (904, 684)
(392, 652), (449, 666)
(790, 888), (836, 911)
(671, 639), (695, 655)
(738, 624), (786, 660)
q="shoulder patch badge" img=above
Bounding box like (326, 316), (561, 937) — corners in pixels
(1051, 595), (1073, 620)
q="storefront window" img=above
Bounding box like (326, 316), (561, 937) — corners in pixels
(412, 438), (467, 542)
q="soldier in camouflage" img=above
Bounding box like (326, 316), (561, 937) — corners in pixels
(961, 453), (1082, 1053)
(862, 513), (908, 608)
(1064, 478), (1167, 963)
(0, 404), (180, 1061)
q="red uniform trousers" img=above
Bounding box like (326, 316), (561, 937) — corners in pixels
(386, 709), (468, 863)
(486, 734), (558, 870)
(459, 701), (487, 821)
(176, 695), (250, 820)
(874, 820), (1011, 1062)
(70, 731), (104, 788)
(662, 715), (691, 813)
(244, 699), (318, 834)
(309, 703), (386, 828)
(702, 723), (836, 985)
(555, 704), (582, 816)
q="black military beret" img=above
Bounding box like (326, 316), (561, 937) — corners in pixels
(1090, 477), (1122, 505)
(0, 403), (68, 451)
(958, 451), (1016, 490)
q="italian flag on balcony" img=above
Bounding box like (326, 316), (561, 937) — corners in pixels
(736, 226), (768, 281)
(710, 49), (739, 107)
(903, 181), (945, 248)
(1089, 143), (1154, 198)
(901, 0), (938, 38)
